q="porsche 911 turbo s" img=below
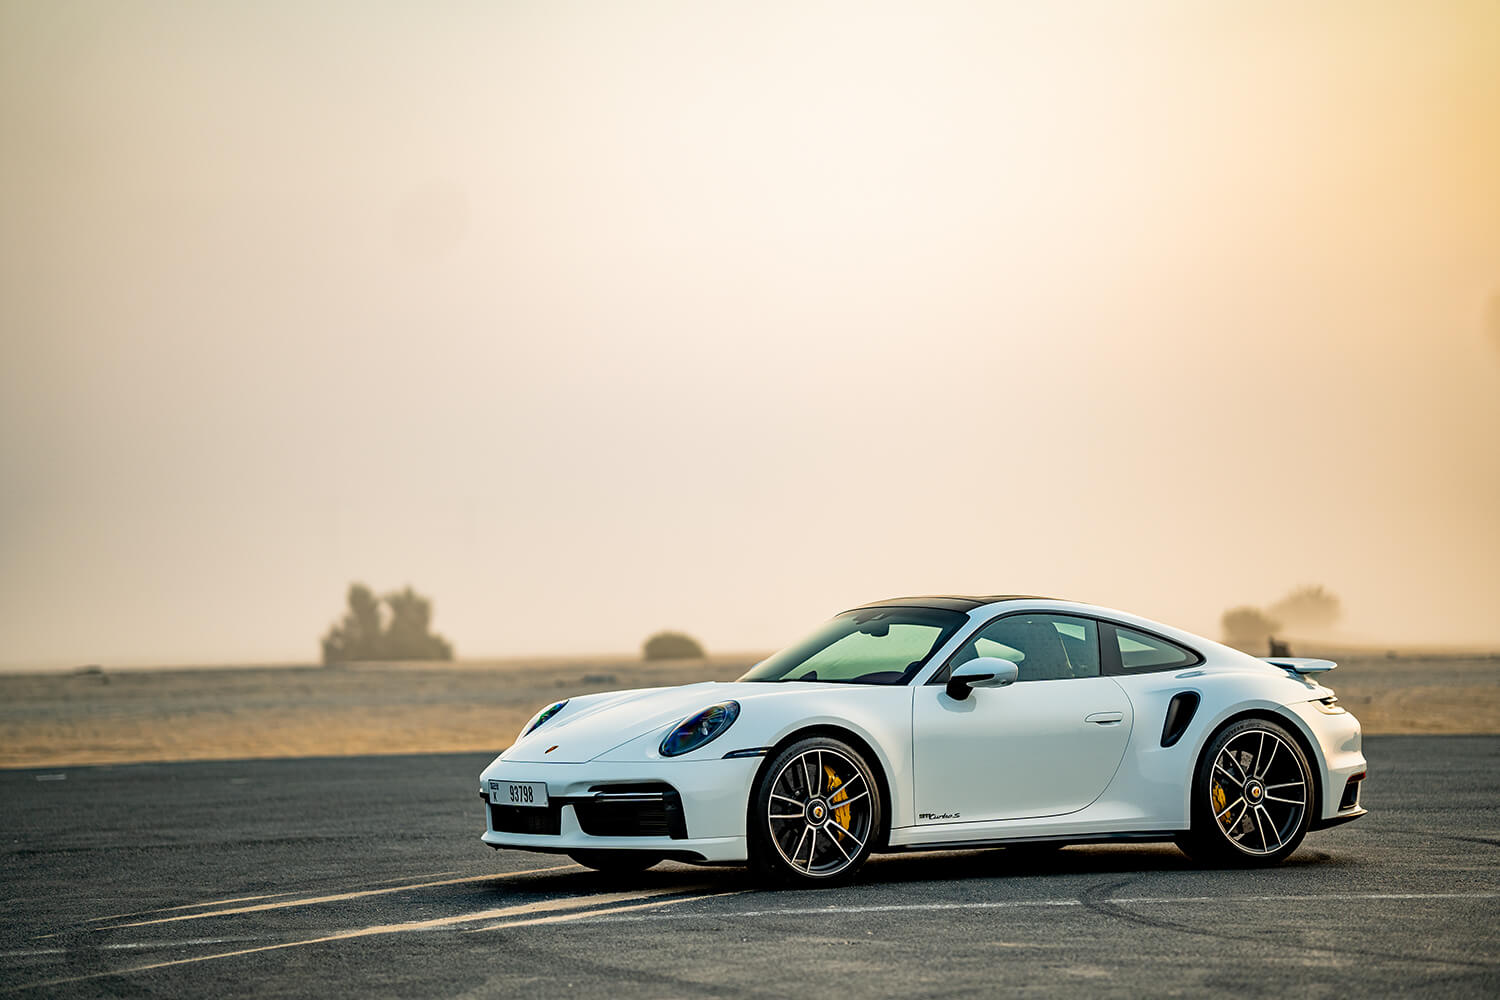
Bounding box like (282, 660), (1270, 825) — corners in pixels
(478, 596), (1367, 885)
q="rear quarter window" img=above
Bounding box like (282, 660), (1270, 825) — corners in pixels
(1113, 625), (1199, 671)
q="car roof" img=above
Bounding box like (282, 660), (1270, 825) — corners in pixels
(841, 595), (1235, 666)
(845, 595), (1052, 613)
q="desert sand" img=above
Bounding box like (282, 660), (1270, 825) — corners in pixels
(2, 653), (1496, 769)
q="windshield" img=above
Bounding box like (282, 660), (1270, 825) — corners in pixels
(739, 607), (968, 685)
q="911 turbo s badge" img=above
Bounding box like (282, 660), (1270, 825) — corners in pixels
(919, 811), (961, 820)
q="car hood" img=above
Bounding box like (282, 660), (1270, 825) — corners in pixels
(502, 680), (855, 763)
(503, 681), (732, 763)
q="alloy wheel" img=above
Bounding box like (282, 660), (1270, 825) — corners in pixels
(765, 746), (875, 878)
(1209, 727), (1308, 856)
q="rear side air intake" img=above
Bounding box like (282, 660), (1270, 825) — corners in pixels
(1161, 692), (1201, 748)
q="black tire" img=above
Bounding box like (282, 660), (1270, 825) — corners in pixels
(1176, 717), (1315, 866)
(749, 736), (882, 887)
(567, 850), (664, 874)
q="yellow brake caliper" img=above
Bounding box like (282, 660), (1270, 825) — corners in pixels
(826, 766), (851, 837)
(1212, 779), (1228, 828)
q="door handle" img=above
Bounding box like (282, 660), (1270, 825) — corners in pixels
(1085, 712), (1124, 725)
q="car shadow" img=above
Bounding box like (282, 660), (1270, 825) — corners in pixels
(861, 843), (1357, 884)
(495, 841), (1355, 896)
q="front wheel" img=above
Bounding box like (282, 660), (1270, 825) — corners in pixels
(749, 737), (882, 887)
(1177, 717), (1314, 866)
(567, 850), (664, 874)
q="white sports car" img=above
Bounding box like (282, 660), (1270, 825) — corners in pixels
(478, 596), (1367, 884)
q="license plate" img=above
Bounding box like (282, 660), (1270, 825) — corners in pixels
(489, 780), (548, 808)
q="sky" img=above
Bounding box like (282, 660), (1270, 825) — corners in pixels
(2, 1), (1498, 666)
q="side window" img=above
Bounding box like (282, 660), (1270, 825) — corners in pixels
(938, 614), (1100, 683)
(1113, 626), (1198, 671)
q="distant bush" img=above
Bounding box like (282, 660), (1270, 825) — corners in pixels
(1221, 606), (1281, 654)
(1221, 584), (1343, 655)
(643, 631), (705, 660)
(1269, 584), (1342, 632)
(322, 583), (453, 664)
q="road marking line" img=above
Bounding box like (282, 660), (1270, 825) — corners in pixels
(99, 936), (263, 951)
(369, 870), (462, 885)
(86, 892), (300, 923)
(11, 887), (1494, 991)
(341, 886), (698, 936)
(466, 890), (747, 932)
(8, 888), (710, 992)
(1118, 891), (1500, 905)
(72, 870), (471, 927)
(585, 890), (1500, 923)
(100, 864), (577, 929)
(4, 937), (261, 960)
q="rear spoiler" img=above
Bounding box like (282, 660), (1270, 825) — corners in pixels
(1261, 657), (1336, 674)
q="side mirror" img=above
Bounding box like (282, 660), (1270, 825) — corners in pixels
(945, 657), (1019, 701)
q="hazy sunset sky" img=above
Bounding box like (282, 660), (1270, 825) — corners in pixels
(3, 1), (1498, 666)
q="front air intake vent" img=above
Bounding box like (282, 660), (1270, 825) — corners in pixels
(576, 783), (688, 839)
(1161, 692), (1201, 748)
(1339, 773), (1364, 811)
(488, 802), (562, 836)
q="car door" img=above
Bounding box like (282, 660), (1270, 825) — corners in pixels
(912, 613), (1134, 823)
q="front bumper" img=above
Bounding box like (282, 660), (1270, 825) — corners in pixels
(1285, 700), (1368, 828)
(478, 757), (760, 863)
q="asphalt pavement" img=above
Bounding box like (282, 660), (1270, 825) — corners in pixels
(3, 735), (1497, 998)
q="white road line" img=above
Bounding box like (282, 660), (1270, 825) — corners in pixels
(3, 937), (262, 960)
(85, 892), (300, 923)
(1118, 892), (1500, 904)
(99, 936), (263, 951)
(71, 870), (476, 927)
(596, 898), (1083, 921)
(11, 888), (1494, 991)
(100, 864), (577, 929)
(585, 890), (1500, 923)
(465, 891), (748, 933)
(9, 888), (717, 992)
(368, 870), (462, 885)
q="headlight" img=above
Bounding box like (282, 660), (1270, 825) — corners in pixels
(522, 700), (568, 737)
(660, 701), (740, 757)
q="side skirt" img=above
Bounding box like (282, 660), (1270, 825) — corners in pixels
(876, 830), (1183, 854)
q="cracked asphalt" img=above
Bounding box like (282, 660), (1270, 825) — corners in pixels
(3, 735), (1497, 998)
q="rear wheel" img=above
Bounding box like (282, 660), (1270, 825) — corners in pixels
(1177, 718), (1314, 866)
(567, 850), (664, 874)
(749, 737), (881, 887)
